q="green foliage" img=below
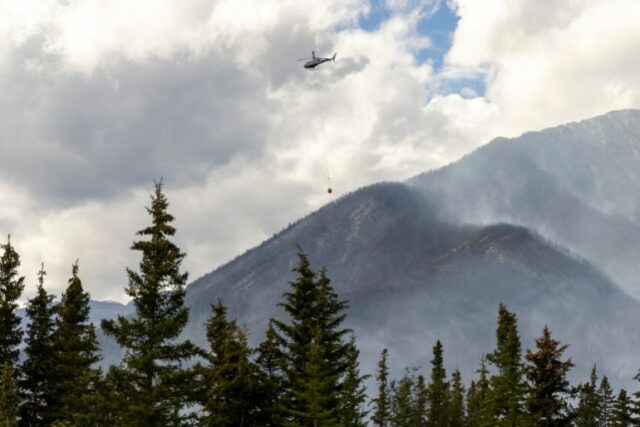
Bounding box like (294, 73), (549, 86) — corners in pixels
(255, 320), (287, 426)
(610, 389), (634, 427)
(50, 262), (101, 425)
(0, 236), (24, 372)
(101, 181), (197, 426)
(466, 356), (493, 427)
(336, 334), (369, 427)
(487, 304), (529, 426)
(19, 265), (56, 427)
(598, 376), (614, 426)
(414, 375), (428, 427)
(0, 362), (17, 427)
(524, 325), (573, 426)
(371, 348), (391, 427)
(426, 339), (449, 427)
(575, 366), (601, 427)
(449, 369), (466, 427)
(199, 301), (260, 426)
(390, 374), (416, 427)
(272, 251), (351, 425)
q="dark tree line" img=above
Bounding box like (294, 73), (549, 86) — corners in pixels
(0, 182), (640, 426)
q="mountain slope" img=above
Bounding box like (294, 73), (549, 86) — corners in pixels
(409, 109), (640, 299)
(184, 182), (640, 386)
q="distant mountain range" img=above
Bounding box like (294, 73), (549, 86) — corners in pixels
(90, 109), (640, 388)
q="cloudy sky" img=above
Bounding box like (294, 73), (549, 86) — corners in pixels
(1, 0), (640, 302)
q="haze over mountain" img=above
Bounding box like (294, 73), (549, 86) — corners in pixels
(94, 109), (640, 388)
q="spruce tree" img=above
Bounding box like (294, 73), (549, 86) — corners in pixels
(50, 262), (100, 425)
(336, 334), (368, 427)
(200, 301), (259, 426)
(371, 348), (391, 427)
(426, 339), (449, 427)
(390, 374), (417, 427)
(19, 265), (56, 427)
(610, 389), (633, 427)
(598, 376), (614, 426)
(414, 375), (428, 427)
(575, 365), (600, 427)
(272, 251), (351, 425)
(0, 236), (24, 372)
(466, 356), (492, 427)
(449, 369), (466, 427)
(487, 304), (529, 426)
(524, 325), (573, 426)
(256, 320), (286, 426)
(0, 362), (17, 427)
(101, 181), (197, 426)
(288, 333), (336, 427)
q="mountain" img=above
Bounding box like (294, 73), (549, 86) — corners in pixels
(89, 109), (640, 387)
(184, 182), (640, 387)
(409, 109), (640, 299)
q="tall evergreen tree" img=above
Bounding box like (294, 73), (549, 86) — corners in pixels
(449, 369), (466, 427)
(390, 374), (417, 427)
(371, 348), (391, 427)
(466, 356), (492, 427)
(336, 335), (368, 427)
(524, 325), (573, 426)
(19, 265), (56, 427)
(272, 251), (351, 425)
(255, 320), (286, 426)
(575, 365), (600, 427)
(487, 304), (529, 426)
(101, 181), (197, 426)
(200, 301), (260, 426)
(0, 236), (24, 372)
(50, 262), (100, 425)
(598, 376), (614, 426)
(288, 333), (336, 427)
(610, 389), (633, 427)
(426, 339), (449, 427)
(0, 362), (17, 427)
(414, 375), (428, 427)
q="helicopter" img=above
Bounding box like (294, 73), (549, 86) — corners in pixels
(298, 51), (337, 69)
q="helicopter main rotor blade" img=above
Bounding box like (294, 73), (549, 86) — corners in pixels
(297, 58), (312, 61)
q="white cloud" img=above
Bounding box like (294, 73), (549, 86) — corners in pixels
(3, 0), (636, 302)
(447, 0), (640, 135)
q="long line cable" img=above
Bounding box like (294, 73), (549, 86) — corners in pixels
(312, 69), (332, 194)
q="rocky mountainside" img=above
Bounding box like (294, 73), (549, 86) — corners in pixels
(409, 109), (640, 299)
(184, 182), (640, 387)
(92, 110), (640, 388)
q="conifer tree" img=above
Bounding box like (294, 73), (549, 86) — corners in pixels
(449, 369), (466, 427)
(50, 262), (100, 425)
(288, 333), (336, 427)
(101, 181), (197, 425)
(390, 374), (417, 427)
(426, 339), (449, 427)
(200, 301), (260, 426)
(414, 375), (428, 427)
(610, 389), (633, 427)
(256, 320), (286, 426)
(272, 251), (351, 425)
(524, 325), (573, 426)
(0, 236), (24, 372)
(0, 362), (17, 427)
(598, 376), (614, 426)
(466, 356), (492, 427)
(371, 348), (391, 427)
(336, 335), (368, 427)
(19, 265), (56, 427)
(575, 365), (600, 427)
(487, 304), (529, 426)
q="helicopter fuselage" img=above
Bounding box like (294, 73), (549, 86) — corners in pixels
(304, 58), (331, 69)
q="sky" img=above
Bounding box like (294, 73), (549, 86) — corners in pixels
(1, 0), (640, 303)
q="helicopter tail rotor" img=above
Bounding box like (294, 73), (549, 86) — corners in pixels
(332, 53), (337, 61)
